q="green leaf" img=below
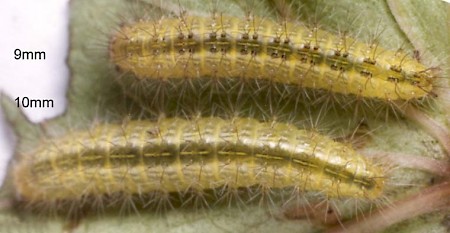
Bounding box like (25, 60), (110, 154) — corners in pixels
(1, 0), (448, 232)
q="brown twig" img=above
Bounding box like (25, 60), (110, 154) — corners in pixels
(327, 181), (450, 233)
(363, 151), (450, 177)
(404, 105), (450, 156)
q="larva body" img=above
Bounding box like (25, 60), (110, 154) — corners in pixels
(110, 15), (434, 102)
(14, 117), (384, 204)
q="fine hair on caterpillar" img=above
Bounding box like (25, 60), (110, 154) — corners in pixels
(12, 116), (387, 219)
(105, 0), (442, 122)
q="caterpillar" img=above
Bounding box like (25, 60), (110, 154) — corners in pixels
(14, 117), (384, 209)
(109, 13), (437, 113)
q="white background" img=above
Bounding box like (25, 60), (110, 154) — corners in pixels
(0, 0), (70, 186)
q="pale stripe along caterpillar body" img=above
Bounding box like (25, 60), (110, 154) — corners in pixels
(109, 14), (435, 105)
(14, 117), (384, 206)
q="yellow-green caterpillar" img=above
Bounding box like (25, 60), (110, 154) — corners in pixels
(110, 14), (435, 102)
(14, 117), (384, 206)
